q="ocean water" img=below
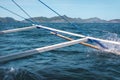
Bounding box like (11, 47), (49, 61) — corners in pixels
(0, 23), (120, 80)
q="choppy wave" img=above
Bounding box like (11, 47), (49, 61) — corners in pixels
(0, 67), (45, 80)
(0, 23), (120, 80)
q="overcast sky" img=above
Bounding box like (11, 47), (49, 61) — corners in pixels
(0, 0), (120, 20)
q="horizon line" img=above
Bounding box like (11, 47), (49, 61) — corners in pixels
(0, 15), (120, 21)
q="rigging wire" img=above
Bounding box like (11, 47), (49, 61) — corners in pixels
(38, 0), (80, 28)
(0, 5), (34, 24)
(11, 0), (36, 23)
(0, 1), (112, 49)
(37, 0), (109, 48)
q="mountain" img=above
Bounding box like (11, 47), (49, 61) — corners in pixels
(109, 19), (120, 23)
(22, 16), (107, 23)
(22, 15), (82, 23)
(0, 16), (120, 23)
(0, 17), (20, 23)
(83, 17), (107, 23)
(23, 16), (120, 23)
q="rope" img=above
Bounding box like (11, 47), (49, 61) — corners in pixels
(38, 0), (80, 28)
(11, 0), (36, 23)
(0, 5), (34, 24)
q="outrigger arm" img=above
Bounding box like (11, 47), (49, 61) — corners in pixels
(0, 25), (120, 62)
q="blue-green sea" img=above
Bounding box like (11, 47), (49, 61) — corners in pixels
(0, 23), (120, 80)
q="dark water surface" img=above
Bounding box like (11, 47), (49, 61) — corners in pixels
(0, 23), (120, 80)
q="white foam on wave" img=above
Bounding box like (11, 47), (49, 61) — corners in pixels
(99, 32), (120, 55)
